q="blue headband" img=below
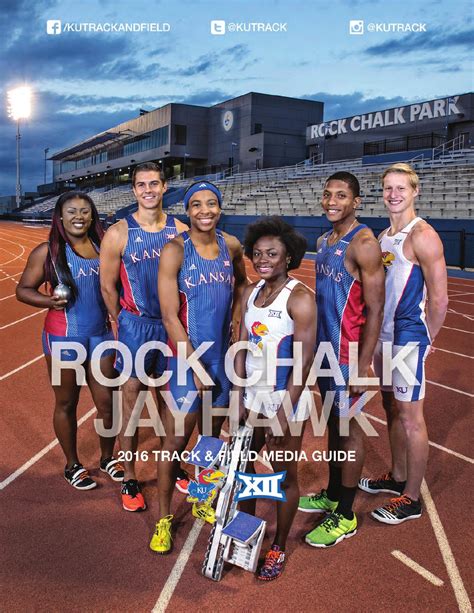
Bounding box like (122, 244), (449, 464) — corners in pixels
(183, 182), (222, 210)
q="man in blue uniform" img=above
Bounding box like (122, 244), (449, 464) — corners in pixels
(100, 162), (188, 511)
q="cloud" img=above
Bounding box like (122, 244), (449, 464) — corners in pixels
(302, 91), (412, 120)
(364, 27), (474, 57)
(169, 44), (250, 77)
(0, 87), (234, 194)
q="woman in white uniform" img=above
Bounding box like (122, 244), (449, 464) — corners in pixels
(235, 217), (316, 581)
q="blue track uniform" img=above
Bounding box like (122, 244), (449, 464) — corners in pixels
(316, 225), (367, 416)
(115, 214), (178, 377)
(43, 243), (113, 360)
(167, 230), (233, 412)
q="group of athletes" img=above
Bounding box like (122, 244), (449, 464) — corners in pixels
(16, 160), (448, 581)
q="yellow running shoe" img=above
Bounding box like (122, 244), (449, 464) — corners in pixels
(150, 515), (173, 554)
(192, 502), (215, 524)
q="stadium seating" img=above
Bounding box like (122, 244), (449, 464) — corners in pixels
(20, 149), (474, 220)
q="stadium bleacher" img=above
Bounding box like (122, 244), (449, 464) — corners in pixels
(18, 148), (474, 221)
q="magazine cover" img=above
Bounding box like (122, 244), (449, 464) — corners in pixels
(0, 1), (472, 611)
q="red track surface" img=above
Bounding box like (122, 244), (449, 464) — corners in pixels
(1, 221), (472, 612)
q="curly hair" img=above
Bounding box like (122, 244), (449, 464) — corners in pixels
(243, 216), (307, 271)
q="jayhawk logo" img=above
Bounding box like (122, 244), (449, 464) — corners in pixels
(186, 468), (225, 504)
(382, 251), (395, 271)
(249, 321), (269, 349)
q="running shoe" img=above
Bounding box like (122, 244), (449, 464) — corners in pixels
(150, 515), (173, 554)
(305, 511), (357, 548)
(192, 502), (215, 524)
(257, 545), (286, 581)
(358, 472), (404, 495)
(175, 474), (190, 494)
(121, 479), (146, 512)
(100, 456), (125, 482)
(371, 495), (422, 525)
(64, 463), (97, 490)
(298, 489), (338, 513)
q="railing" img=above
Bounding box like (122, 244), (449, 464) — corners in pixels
(432, 134), (466, 160)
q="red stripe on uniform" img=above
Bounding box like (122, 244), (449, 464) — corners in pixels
(119, 261), (140, 316)
(339, 280), (366, 365)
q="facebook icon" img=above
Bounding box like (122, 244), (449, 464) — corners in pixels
(46, 20), (61, 35)
(235, 471), (287, 501)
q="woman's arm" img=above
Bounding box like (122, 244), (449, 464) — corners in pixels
(16, 242), (67, 310)
(268, 285), (317, 444)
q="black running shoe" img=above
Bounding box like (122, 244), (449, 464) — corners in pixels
(100, 456), (125, 482)
(371, 495), (422, 525)
(358, 472), (404, 495)
(64, 463), (97, 490)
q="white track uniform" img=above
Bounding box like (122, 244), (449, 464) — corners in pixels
(243, 278), (312, 421)
(373, 217), (431, 401)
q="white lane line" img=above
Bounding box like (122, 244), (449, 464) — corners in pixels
(449, 299), (474, 306)
(442, 326), (474, 335)
(0, 309), (46, 330)
(0, 355), (43, 381)
(427, 380), (473, 398)
(421, 479), (472, 612)
(447, 309), (474, 321)
(434, 347), (473, 359)
(391, 550), (444, 587)
(151, 430), (273, 612)
(447, 292), (474, 298)
(0, 407), (96, 490)
(0, 293), (15, 301)
(151, 521), (204, 613)
(365, 414), (474, 464)
(448, 281), (474, 288)
(0, 272), (21, 282)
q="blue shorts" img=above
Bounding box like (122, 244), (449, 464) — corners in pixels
(166, 357), (231, 413)
(317, 361), (364, 417)
(42, 330), (115, 361)
(116, 309), (167, 378)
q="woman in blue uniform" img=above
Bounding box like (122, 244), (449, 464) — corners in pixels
(149, 181), (247, 554)
(16, 192), (123, 490)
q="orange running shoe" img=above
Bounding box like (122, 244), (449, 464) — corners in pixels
(121, 479), (146, 512)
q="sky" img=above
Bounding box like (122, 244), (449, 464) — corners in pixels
(0, 0), (472, 196)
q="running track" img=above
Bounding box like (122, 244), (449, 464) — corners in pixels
(0, 221), (472, 612)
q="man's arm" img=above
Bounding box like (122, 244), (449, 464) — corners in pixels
(350, 231), (385, 394)
(411, 223), (448, 342)
(99, 222), (126, 321)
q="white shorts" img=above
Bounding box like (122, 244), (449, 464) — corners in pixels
(373, 341), (430, 402)
(243, 386), (313, 422)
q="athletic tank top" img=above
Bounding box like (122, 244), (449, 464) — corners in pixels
(379, 217), (430, 345)
(175, 230), (233, 361)
(245, 278), (300, 391)
(315, 225), (367, 364)
(120, 214), (178, 319)
(44, 243), (109, 336)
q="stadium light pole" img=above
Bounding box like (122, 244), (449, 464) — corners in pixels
(44, 147), (50, 184)
(7, 87), (32, 208)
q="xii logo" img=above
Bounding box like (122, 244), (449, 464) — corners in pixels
(235, 471), (287, 501)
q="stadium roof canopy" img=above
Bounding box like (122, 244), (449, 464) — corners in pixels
(49, 129), (136, 161)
